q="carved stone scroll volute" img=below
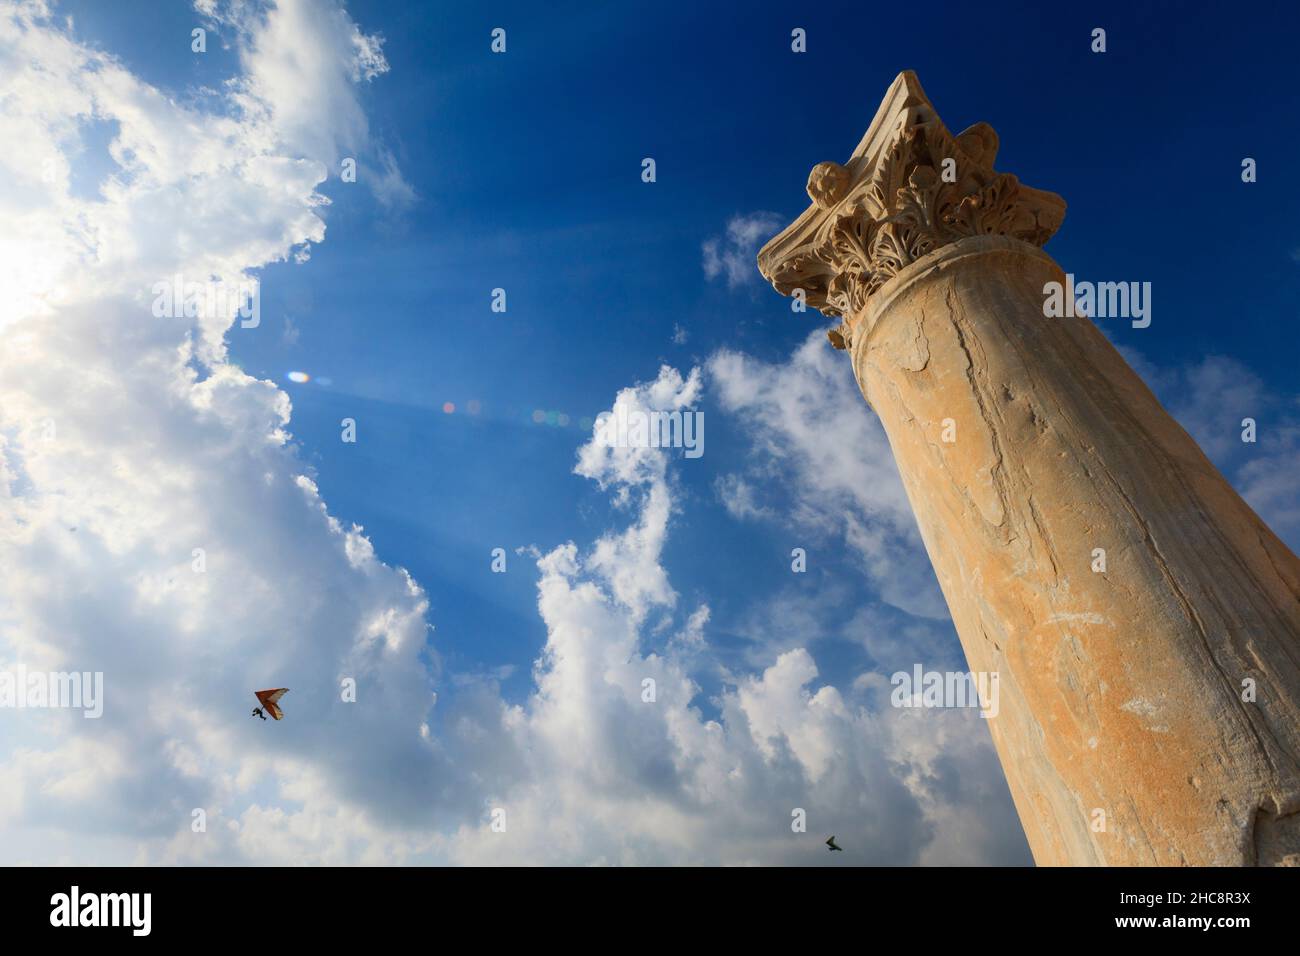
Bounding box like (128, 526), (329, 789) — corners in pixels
(758, 71), (1065, 349)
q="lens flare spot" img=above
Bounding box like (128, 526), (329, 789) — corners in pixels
(287, 371), (309, 383)
(442, 402), (455, 414)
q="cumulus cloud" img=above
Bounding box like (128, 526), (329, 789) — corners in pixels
(441, 365), (1025, 865)
(199, 0), (415, 211)
(0, 0), (446, 864)
(0, 2), (1026, 866)
(708, 332), (949, 620)
(702, 211), (783, 289)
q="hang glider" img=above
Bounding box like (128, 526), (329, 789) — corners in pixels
(252, 688), (289, 721)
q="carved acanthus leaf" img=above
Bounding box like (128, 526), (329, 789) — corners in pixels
(758, 72), (1065, 349)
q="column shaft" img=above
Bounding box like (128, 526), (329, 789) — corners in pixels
(853, 236), (1300, 865)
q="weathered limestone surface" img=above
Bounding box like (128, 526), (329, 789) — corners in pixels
(759, 72), (1300, 865)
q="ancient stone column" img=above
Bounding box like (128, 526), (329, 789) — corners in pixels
(758, 71), (1300, 866)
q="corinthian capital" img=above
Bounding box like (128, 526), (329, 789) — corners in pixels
(757, 71), (1066, 348)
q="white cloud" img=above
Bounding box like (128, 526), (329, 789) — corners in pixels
(0, 0), (446, 865)
(702, 211), (783, 289)
(708, 332), (949, 619)
(714, 473), (774, 521)
(439, 365), (1026, 865)
(201, 0), (415, 210)
(0, 3), (1027, 866)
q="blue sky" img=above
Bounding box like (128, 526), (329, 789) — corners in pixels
(1, 0), (1297, 864)
(252, 0), (1298, 700)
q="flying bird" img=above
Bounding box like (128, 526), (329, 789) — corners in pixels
(826, 836), (843, 852)
(252, 688), (289, 721)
